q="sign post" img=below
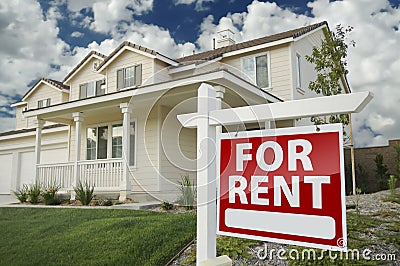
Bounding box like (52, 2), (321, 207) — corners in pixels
(177, 83), (372, 264)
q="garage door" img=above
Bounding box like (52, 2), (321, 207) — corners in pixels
(0, 154), (13, 194)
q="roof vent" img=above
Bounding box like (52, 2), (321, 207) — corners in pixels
(216, 29), (235, 48)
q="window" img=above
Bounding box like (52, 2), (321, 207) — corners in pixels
(38, 98), (50, 108)
(117, 64), (142, 90)
(79, 80), (105, 99)
(86, 121), (136, 166)
(296, 53), (302, 88)
(242, 54), (270, 88)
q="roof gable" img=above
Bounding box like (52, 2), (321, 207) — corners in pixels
(63, 51), (106, 83)
(97, 41), (178, 72)
(22, 78), (70, 101)
(177, 21), (328, 62)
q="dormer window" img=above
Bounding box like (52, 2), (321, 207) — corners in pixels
(38, 98), (50, 108)
(79, 80), (105, 99)
(242, 53), (270, 88)
(117, 64), (142, 90)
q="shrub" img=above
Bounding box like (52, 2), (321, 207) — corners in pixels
(42, 184), (61, 205)
(12, 184), (29, 203)
(74, 181), (94, 205)
(160, 201), (173, 210)
(27, 183), (42, 204)
(388, 175), (398, 196)
(374, 153), (388, 191)
(97, 199), (113, 206)
(177, 174), (196, 210)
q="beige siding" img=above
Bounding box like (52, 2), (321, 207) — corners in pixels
(26, 83), (64, 109)
(152, 60), (171, 84)
(105, 50), (154, 93)
(69, 57), (105, 101)
(222, 44), (292, 100)
(15, 106), (27, 130)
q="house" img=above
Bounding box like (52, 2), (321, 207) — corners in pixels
(0, 21), (350, 202)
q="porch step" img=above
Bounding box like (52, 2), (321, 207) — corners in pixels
(111, 201), (161, 210)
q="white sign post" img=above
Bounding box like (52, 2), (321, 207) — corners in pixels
(177, 83), (372, 265)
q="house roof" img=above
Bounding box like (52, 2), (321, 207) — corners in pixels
(62, 51), (106, 83)
(177, 21), (328, 62)
(21, 78), (70, 101)
(0, 124), (67, 138)
(96, 41), (179, 72)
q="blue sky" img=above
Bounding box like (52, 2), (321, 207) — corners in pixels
(0, 0), (399, 147)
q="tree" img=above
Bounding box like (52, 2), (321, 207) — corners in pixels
(374, 153), (388, 191)
(306, 24), (355, 126)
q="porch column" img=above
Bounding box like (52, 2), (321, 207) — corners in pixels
(72, 112), (84, 200)
(119, 102), (132, 201)
(34, 119), (44, 183)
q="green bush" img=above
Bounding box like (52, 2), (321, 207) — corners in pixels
(27, 183), (42, 204)
(97, 199), (113, 206)
(12, 184), (29, 203)
(177, 174), (196, 210)
(160, 201), (173, 210)
(42, 185), (61, 205)
(217, 236), (258, 259)
(74, 181), (94, 205)
(388, 175), (398, 196)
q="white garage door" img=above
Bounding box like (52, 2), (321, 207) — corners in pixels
(0, 153), (13, 194)
(19, 151), (35, 186)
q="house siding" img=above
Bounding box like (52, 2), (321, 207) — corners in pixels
(105, 50), (154, 93)
(69, 57), (105, 101)
(221, 43), (292, 100)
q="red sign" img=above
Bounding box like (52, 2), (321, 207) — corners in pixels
(217, 124), (347, 251)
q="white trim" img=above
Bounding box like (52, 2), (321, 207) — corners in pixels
(97, 46), (178, 73)
(0, 126), (68, 141)
(130, 118), (137, 168)
(10, 102), (27, 107)
(22, 80), (70, 101)
(294, 24), (328, 42)
(223, 37), (293, 58)
(24, 70), (282, 118)
(64, 54), (105, 84)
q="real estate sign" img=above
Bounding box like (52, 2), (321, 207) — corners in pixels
(217, 124), (347, 251)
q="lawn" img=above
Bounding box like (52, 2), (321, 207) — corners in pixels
(0, 207), (196, 266)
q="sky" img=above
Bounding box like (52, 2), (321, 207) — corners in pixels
(0, 0), (399, 148)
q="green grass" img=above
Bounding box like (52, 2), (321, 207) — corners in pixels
(0, 207), (196, 266)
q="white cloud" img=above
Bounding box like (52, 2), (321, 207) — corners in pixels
(174, 0), (215, 11)
(0, 117), (15, 132)
(70, 31), (84, 38)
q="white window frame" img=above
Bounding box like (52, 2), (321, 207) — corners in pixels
(38, 98), (51, 108)
(85, 119), (137, 168)
(296, 53), (302, 89)
(117, 64), (142, 90)
(241, 52), (271, 89)
(79, 79), (106, 99)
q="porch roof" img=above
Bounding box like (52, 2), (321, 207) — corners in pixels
(23, 69), (282, 123)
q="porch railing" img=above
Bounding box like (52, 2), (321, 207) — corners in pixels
(37, 159), (123, 191)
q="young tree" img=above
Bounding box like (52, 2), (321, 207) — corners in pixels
(306, 24), (355, 126)
(374, 153), (388, 191)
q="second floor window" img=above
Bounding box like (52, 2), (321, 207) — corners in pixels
(242, 54), (270, 88)
(117, 64), (142, 90)
(79, 80), (105, 99)
(38, 98), (50, 108)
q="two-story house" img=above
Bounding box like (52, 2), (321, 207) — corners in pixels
(0, 21), (350, 202)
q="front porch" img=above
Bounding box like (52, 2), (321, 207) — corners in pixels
(37, 159), (123, 193)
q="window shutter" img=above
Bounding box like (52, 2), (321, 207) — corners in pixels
(38, 100), (42, 108)
(117, 69), (123, 90)
(79, 84), (87, 99)
(96, 80), (104, 96)
(135, 64), (142, 86)
(46, 98), (51, 107)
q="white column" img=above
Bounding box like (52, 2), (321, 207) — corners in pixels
(119, 102), (132, 201)
(196, 83), (218, 264)
(72, 112), (84, 200)
(34, 119), (44, 183)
